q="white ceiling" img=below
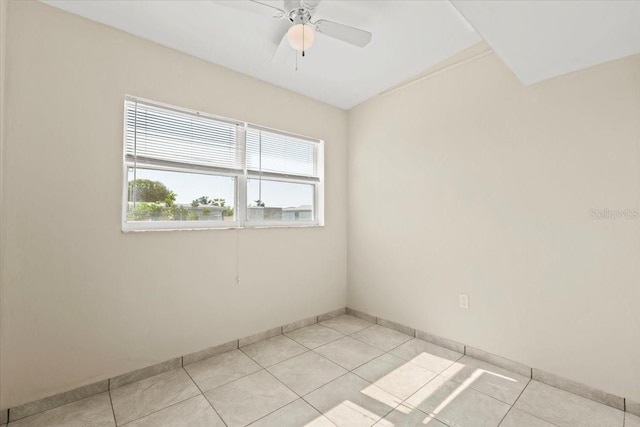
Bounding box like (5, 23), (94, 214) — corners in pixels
(452, 0), (640, 85)
(42, 0), (481, 109)
(42, 0), (640, 110)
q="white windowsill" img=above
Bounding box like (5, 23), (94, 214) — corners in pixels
(121, 223), (324, 233)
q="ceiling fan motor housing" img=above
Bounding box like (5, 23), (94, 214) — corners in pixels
(288, 8), (312, 25)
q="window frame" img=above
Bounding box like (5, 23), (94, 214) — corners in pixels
(245, 176), (320, 228)
(122, 96), (324, 232)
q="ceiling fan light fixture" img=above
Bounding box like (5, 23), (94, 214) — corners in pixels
(287, 23), (315, 52)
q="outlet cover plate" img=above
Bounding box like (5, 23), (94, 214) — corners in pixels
(459, 294), (469, 309)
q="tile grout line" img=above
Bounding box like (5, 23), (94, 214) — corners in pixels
(186, 360), (264, 397)
(238, 338), (309, 370)
(245, 396), (337, 427)
(517, 386), (619, 427)
(395, 354), (508, 427)
(107, 389), (118, 427)
(495, 377), (531, 427)
(507, 381), (563, 427)
(306, 345), (350, 368)
(184, 347), (277, 395)
(297, 380), (349, 427)
(347, 325), (414, 353)
(311, 318), (413, 373)
(377, 339), (464, 377)
(255, 321), (404, 425)
(497, 407), (515, 427)
(283, 324), (347, 350)
(296, 334), (345, 352)
(191, 332), (345, 398)
(256, 371), (312, 423)
(303, 370), (352, 400)
(398, 372), (452, 426)
(504, 378), (562, 427)
(521, 379), (627, 423)
(386, 338), (465, 411)
(234, 343), (299, 392)
(348, 361), (430, 396)
(182, 367), (229, 427)
(118, 394), (206, 427)
(233, 346), (321, 426)
(305, 323), (414, 424)
(439, 370), (530, 408)
(393, 351), (520, 427)
(316, 321), (345, 335)
(298, 371), (366, 425)
(113, 368), (203, 427)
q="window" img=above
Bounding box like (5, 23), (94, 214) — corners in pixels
(245, 127), (321, 226)
(123, 97), (323, 231)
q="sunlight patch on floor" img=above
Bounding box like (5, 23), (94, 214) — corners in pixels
(361, 383), (402, 407)
(409, 353), (451, 370)
(324, 399), (381, 427)
(446, 361), (518, 382)
(332, 353), (520, 425)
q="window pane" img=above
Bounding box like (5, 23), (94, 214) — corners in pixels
(127, 168), (235, 222)
(125, 100), (241, 172)
(246, 129), (318, 178)
(247, 179), (314, 222)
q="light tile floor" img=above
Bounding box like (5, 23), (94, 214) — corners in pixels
(6, 314), (638, 427)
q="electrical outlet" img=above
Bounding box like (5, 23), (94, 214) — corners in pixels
(459, 294), (469, 309)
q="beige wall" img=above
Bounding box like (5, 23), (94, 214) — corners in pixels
(0, 1), (347, 408)
(348, 51), (640, 401)
(0, 0), (8, 412)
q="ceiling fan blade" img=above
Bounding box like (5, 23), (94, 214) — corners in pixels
(314, 19), (372, 47)
(283, 0), (301, 12)
(301, 0), (322, 10)
(271, 31), (293, 64)
(236, 0), (286, 19)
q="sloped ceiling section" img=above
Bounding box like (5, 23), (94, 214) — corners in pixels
(39, 1), (640, 107)
(41, 0), (481, 109)
(452, 0), (640, 85)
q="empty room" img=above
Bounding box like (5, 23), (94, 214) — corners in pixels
(0, 0), (639, 426)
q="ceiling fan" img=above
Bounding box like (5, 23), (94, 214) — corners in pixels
(247, 0), (372, 57)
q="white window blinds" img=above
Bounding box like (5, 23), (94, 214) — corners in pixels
(125, 99), (242, 174)
(246, 128), (319, 181)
